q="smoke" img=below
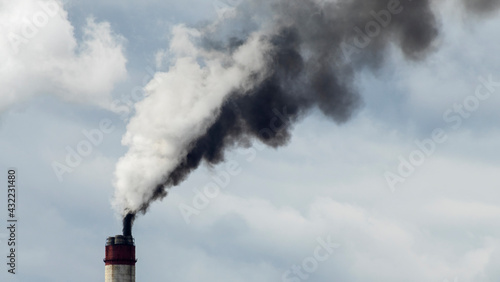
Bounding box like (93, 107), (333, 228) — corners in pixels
(113, 0), (496, 218)
(123, 213), (135, 237)
(463, 0), (500, 14)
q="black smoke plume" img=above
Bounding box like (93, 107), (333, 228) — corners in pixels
(135, 0), (439, 213)
(116, 0), (500, 217)
(123, 213), (135, 237)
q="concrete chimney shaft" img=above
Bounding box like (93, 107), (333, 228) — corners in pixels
(104, 235), (136, 282)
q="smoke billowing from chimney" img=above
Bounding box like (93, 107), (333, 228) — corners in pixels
(113, 0), (500, 218)
(123, 213), (135, 237)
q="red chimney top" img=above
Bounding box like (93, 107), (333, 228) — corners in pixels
(104, 235), (136, 282)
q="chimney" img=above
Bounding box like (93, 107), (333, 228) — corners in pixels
(104, 235), (136, 282)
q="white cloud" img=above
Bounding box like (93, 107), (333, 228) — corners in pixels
(161, 191), (500, 281)
(426, 199), (500, 221)
(0, 0), (127, 112)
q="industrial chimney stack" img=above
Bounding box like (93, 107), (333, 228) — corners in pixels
(104, 235), (136, 282)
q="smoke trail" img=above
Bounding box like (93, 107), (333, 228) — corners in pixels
(113, 0), (497, 217)
(123, 213), (135, 237)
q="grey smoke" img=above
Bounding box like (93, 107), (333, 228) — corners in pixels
(464, 0), (500, 14)
(113, 0), (496, 218)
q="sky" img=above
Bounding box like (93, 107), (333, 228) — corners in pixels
(0, 0), (500, 281)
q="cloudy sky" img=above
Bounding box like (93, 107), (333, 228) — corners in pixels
(1, 0), (500, 281)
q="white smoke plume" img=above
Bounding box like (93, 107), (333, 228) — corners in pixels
(113, 25), (271, 214)
(113, 0), (500, 218)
